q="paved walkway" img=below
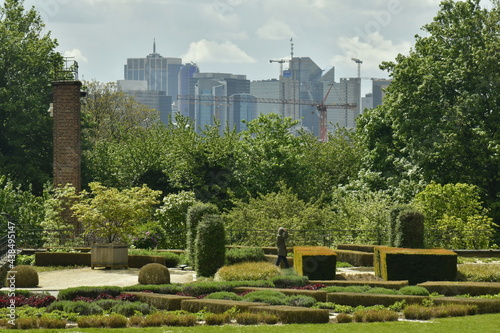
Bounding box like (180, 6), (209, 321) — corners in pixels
(2, 267), (195, 294)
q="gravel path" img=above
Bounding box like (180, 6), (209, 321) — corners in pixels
(30, 267), (195, 291)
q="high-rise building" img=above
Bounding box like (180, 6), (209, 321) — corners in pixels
(193, 73), (250, 132)
(372, 79), (391, 107)
(120, 42), (182, 123)
(323, 77), (361, 132)
(229, 93), (257, 132)
(178, 63), (200, 119)
(250, 79), (284, 116)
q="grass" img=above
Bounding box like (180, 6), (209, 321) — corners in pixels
(457, 263), (500, 282)
(9, 313), (500, 332)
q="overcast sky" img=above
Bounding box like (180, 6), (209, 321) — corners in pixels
(13, 0), (494, 95)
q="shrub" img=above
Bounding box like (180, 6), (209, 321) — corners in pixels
(235, 312), (260, 325)
(205, 313), (231, 325)
(271, 275), (309, 288)
(215, 262), (281, 281)
(103, 314), (128, 328)
(47, 300), (103, 316)
(366, 287), (398, 295)
(7, 265), (38, 287)
(140, 312), (196, 327)
(128, 315), (144, 326)
(353, 309), (399, 322)
(285, 295), (317, 307)
(398, 286), (430, 296)
(195, 215), (226, 277)
(398, 209), (425, 248)
(225, 247), (266, 265)
(258, 312), (279, 324)
(321, 285), (371, 293)
(180, 280), (273, 297)
(138, 263), (170, 285)
(14, 317), (38, 329)
(122, 284), (182, 294)
(94, 299), (119, 311)
(111, 301), (154, 316)
(15, 254), (35, 266)
(37, 317), (67, 329)
(205, 291), (243, 301)
(457, 263), (500, 282)
(57, 286), (122, 300)
(336, 313), (353, 323)
(76, 315), (106, 328)
(403, 305), (433, 320)
(187, 202), (219, 267)
(243, 290), (287, 305)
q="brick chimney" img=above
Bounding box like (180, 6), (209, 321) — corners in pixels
(52, 80), (82, 191)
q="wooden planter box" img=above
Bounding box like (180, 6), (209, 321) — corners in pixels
(91, 244), (128, 269)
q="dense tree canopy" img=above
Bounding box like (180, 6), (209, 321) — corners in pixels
(357, 0), (500, 219)
(0, 0), (62, 193)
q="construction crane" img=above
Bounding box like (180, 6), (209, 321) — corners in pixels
(316, 84), (334, 143)
(177, 94), (357, 142)
(269, 59), (288, 79)
(351, 58), (363, 78)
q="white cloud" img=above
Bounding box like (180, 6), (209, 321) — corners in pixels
(332, 32), (411, 74)
(182, 39), (256, 64)
(63, 48), (88, 63)
(256, 20), (295, 40)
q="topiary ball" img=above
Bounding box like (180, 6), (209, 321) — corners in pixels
(7, 265), (39, 288)
(138, 263), (170, 285)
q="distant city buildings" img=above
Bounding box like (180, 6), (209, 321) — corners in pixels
(118, 42), (391, 137)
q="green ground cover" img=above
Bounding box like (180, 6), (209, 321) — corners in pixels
(8, 313), (500, 332)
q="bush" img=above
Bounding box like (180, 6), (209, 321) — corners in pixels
(353, 309), (399, 322)
(103, 314), (128, 328)
(321, 285), (372, 293)
(180, 280), (273, 297)
(285, 295), (317, 307)
(76, 315), (105, 328)
(7, 265), (38, 287)
(205, 313), (231, 325)
(366, 287), (398, 295)
(215, 262), (281, 281)
(399, 286), (430, 296)
(271, 275), (309, 288)
(336, 313), (353, 323)
(15, 254), (35, 266)
(225, 247), (266, 265)
(38, 317), (67, 329)
(57, 286), (122, 300)
(243, 290), (287, 305)
(122, 284), (182, 294)
(128, 315), (144, 327)
(187, 202), (219, 267)
(205, 291), (243, 301)
(195, 215), (226, 277)
(47, 300), (103, 316)
(398, 209), (425, 248)
(138, 263), (170, 285)
(111, 301), (154, 316)
(13, 317), (38, 329)
(235, 312), (260, 325)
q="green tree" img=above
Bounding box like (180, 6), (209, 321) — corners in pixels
(0, 0), (63, 193)
(412, 182), (497, 248)
(330, 185), (395, 245)
(0, 174), (45, 247)
(224, 184), (331, 246)
(233, 113), (315, 201)
(72, 182), (161, 244)
(357, 0), (500, 219)
(155, 190), (198, 249)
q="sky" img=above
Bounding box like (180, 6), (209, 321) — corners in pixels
(11, 0), (495, 96)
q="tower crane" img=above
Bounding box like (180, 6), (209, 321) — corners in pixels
(351, 58), (363, 78)
(269, 59), (288, 79)
(316, 84), (334, 143)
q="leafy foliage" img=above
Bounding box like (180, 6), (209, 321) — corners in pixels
(186, 202), (219, 266)
(0, 0), (63, 193)
(357, 0), (500, 225)
(195, 215), (226, 277)
(72, 182), (161, 244)
(155, 190), (198, 249)
(413, 182), (497, 248)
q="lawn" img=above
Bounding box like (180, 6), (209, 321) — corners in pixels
(11, 313), (500, 333)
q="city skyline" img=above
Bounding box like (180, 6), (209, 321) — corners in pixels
(16, 0), (495, 97)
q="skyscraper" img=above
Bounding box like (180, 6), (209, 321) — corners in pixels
(178, 63), (200, 119)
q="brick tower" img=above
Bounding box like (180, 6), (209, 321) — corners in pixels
(52, 80), (82, 191)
